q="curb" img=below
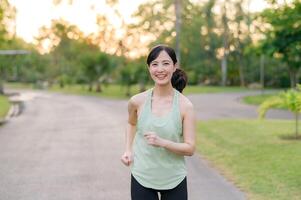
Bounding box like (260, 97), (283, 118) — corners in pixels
(0, 94), (23, 125)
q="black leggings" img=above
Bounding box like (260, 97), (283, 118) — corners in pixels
(131, 175), (188, 200)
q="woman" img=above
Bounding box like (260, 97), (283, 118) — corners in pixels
(121, 44), (196, 200)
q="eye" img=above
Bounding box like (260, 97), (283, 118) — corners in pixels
(163, 62), (170, 66)
(151, 63), (158, 67)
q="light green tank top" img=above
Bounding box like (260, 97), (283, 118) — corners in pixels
(131, 87), (186, 190)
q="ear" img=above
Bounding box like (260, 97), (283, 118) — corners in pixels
(173, 62), (179, 73)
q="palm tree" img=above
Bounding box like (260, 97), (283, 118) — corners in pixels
(221, 0), (229, 86)
(174, 0), (181, 64)
(258, 85), (301, 139)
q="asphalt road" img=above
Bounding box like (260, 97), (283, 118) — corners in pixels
(0, 89), (293, 200)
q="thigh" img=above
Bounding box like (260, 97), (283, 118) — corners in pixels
(131, 175), (159, 200)
(160, 177), (187, 200)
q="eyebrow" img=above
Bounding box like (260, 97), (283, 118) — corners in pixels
(151, 60), (171, 64)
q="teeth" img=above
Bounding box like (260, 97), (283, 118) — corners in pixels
(156, 75), (166, 78)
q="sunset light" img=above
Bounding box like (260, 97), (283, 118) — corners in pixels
(9, 0), (148, 43)
(1, 2), (300, 199)
(9, 0), (276, 44)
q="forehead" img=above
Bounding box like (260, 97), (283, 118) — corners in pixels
(152, 51), (172, 62)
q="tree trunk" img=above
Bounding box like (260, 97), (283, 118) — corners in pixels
(59, 80), (64, 88)
(139, 82), (146, 93)
(221, 1), (228, 86)
(88, 83), (93, 92)
(221, 56), (227, 86)
(126, 85), (131, 97)
(238, 53), (245, 87)
(260, 55), (265, 87)
(289, 69), (296, 88)
(0, 80), (4, 94)
(296, 67), (301, 86)
(174, 0), (181, 64)
(260, 54), (265, 95)
(295, 111), (299, 139)
(96, 81), (102, 93)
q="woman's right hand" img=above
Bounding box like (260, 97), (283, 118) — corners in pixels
(121, 151), (133, 166)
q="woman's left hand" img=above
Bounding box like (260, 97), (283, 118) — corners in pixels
(144, 132), (168, 147)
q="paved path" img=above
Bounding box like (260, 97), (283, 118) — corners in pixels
(0, 89), (293, 200)
(188, 90), (293, 120)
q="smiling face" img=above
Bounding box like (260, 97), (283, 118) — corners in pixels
(148, 50), (177, 86)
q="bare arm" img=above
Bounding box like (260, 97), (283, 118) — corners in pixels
(121, 97), (138, 166)
(144, 102), (196, 156)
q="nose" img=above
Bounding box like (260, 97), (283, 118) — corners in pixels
(157, 63), (165, 72)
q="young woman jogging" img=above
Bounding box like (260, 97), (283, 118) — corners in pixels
(121, 44), (196, 200)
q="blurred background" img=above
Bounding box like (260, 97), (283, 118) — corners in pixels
(0, 1), (301, 200)
(0, 0), (300, 95)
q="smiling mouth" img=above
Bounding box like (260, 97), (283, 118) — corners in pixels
(155, 74), (167, 80)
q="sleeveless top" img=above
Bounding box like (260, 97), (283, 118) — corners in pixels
(130, 87), (186, 190)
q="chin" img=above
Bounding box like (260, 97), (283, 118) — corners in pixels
(154, 80), (170, 86)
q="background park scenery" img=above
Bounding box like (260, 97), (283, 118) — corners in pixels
(0, 0), (301, 200)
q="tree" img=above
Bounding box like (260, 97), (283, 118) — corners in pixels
(119, 63), (136, 97)
(174, 0), (181, 64)
(261, 0), (301, 88)
(258, 84), (301, 139)
(0, 0), (16, 94)
(80, 51), (112, 92)
(36, 19), (88, 86)
(133, 57), (150, 92)
(221, 0), (229, 86)
(233, 0), (246, 87)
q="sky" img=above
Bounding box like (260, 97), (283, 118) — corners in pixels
(9, 0), (148, 42)
(8, 0), (273, 43)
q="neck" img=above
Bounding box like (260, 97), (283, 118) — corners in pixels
(153, 83), (174, 97)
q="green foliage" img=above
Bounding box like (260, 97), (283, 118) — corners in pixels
(0, 95), (10, 119)
(0, 0), (15, 44)
(258, 84), (301, 138)
(259, 87), (301, 118)
(281, 89), (301, 113)
(79, 50), (113, 91)
(260, 0), (301, 87)
(1, 0), (300, 90)
(258, 96), (284, 119)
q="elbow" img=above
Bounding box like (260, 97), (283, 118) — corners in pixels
(186, 150), (195, 156)
(185, 144), (195, 156)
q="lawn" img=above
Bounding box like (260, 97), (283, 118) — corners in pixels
(183, 85), (250, 94)
(51, 84), (252, 98)
(242, 92), (288, 110)
(197, 119), (301, 200)
(243, 94), (277, 105)
(0, 95), (10, 119)
(6, 82), (255, 99)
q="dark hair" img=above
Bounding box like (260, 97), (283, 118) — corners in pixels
(146, 44), (188, 93)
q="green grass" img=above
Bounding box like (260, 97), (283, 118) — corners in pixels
(49, 84), (153, 99)
(5, 82), (257, 99)
(4, 82), (34, 90)
(0, 95), (10, 119)
(242, 93), (287, 109)
(183, 85), (250, 94)
(243, 94), (276, 105)
(51, 84), (253, 99)
(197, 119), (301, 200)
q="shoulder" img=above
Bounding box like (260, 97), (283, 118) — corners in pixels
(178, 92), (194, 110)
(178, 92), (194, 117)
(128, 89), (150, 109)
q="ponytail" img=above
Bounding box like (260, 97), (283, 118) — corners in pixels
(171, 68), (188, 93)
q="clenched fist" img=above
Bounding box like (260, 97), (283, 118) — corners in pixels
(121, 151), (133, 166)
